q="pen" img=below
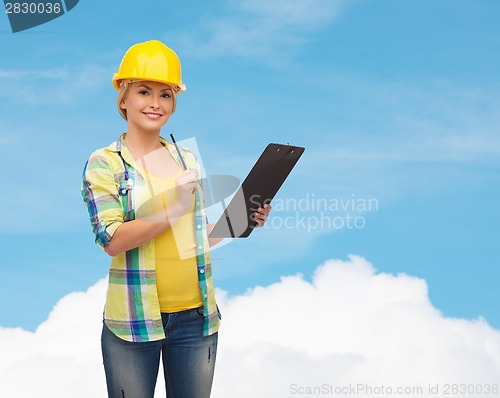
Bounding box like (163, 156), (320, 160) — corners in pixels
(170, 133), (188, 170)
(170, 133), (203, 188)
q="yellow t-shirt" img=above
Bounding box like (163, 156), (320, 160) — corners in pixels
(143, 169), (203, 313)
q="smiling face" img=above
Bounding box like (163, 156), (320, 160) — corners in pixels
(119, 81), (175, 133)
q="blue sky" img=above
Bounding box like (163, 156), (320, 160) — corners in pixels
(1, 0), (499, 335)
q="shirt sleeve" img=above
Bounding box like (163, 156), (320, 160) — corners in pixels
(81, 153), (124, 250)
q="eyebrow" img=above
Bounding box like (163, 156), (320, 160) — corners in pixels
(138, 85), (172, 92)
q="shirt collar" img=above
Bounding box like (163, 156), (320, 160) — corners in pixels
(105, 133), (184, 169)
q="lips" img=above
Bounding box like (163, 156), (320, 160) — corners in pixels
(143, 112), (163, 120)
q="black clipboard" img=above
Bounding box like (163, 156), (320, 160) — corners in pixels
(209, 143), (305, 238)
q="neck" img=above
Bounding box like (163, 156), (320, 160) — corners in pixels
(124, 126), (163, 157)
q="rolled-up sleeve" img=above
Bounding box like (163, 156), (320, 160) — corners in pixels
(81, 153), (124, 250)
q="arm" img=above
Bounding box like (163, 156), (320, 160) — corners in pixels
(105, 169), (199, 257)
(104, 201), (185, 256)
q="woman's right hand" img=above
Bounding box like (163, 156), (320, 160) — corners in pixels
(172, 169), (198, 214)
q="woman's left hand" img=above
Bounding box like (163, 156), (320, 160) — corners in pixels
(253, 203), (272, 228)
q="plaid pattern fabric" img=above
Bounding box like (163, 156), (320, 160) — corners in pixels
(81, 134), (220, 342)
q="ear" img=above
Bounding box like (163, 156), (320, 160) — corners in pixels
(119, 99), (127, 110)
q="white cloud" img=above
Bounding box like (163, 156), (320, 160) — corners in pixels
(310, 76), (500, 164)
(237, 0), (345, 26)
(176, 0), (348, 66)
(283, 76), (500, 213)
(0, 64), (109, 105)
(1, 256), (499, 397)
(0, 279), (108, 397)
(214, 256), (500, 397)
(0, 68), (70, 79)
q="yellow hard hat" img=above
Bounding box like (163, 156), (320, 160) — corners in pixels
(112, 40), (186, 93)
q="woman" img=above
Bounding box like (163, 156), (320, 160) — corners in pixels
(81, 40), (271, 398)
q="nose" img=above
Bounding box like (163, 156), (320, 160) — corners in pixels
(149, 97), (160, 109)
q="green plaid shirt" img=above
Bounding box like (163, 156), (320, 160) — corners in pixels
(81, 134), (220, 342)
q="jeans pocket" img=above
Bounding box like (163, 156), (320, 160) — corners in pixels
(194, 306), (205, 318)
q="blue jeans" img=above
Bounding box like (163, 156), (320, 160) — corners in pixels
(101, 307), (218, 398)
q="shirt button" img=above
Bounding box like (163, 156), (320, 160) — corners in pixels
(197, 225), (201, 229)
(204, 294), (208, 298)
(198, 245), (203, 250)
(99, 220), (106, 226)
(199, 269), (205, 274)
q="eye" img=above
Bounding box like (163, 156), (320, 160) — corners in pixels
(161, 92), (172, 99)
(138, 90), (149, 95)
